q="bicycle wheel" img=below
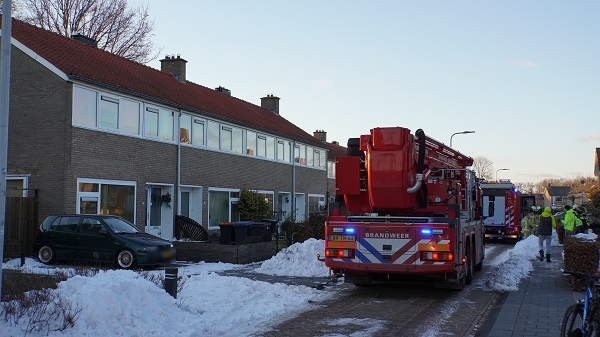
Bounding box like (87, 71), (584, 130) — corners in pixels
(561, 303), (584, 337)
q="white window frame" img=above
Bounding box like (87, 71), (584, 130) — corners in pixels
(76, 178), (137, 222)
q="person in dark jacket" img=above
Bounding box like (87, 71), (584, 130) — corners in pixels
(538, 207), (557, 262)
(574, 206), (589, 234)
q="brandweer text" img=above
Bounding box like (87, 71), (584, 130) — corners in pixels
(365, 233), (410, 239)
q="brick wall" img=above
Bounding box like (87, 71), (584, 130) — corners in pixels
(8, 45), (72, 220)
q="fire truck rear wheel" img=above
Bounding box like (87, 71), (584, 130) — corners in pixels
(474, 258), (483, 271)
(465, 243), (474, 285)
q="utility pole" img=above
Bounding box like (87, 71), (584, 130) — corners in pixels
(0, 0), (14, 299)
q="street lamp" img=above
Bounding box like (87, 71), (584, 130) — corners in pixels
(496, 168), (510, 182)
(449, 131), (475, 147)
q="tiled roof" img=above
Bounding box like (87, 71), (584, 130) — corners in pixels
(326, 141), (347, 160)
(3, 15), (324, 148)
(546, 186), (571, 197)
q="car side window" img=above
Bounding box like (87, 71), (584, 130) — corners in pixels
(80, 217), (105, 236)
(55, 216), (79, 233)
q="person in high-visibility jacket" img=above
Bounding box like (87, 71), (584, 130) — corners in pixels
(521, 214), (531, 239)
(530, 210), (541, 236)
(562, 205), (582, 235)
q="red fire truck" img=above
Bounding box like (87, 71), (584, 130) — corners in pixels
(324, 127), (485, 289)
(480, 179), (523, 241)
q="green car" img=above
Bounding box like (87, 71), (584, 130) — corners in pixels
(34, 214), (176, 269)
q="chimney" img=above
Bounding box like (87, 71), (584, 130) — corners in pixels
(160, 54), (187, 81)
(71, 33), (97, 47)
(313, 130), (327, 142)
(332, 141), (339, 145)
(215, 86), (231, 96)
(261, 94), (280, 115)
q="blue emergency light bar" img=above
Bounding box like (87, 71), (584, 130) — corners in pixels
(345, 228), (355, 234)
(421, 229), (432, 235)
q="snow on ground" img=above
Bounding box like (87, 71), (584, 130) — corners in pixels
(1, 234), (578, 336)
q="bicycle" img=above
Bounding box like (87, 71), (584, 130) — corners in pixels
(561, 270), (600, 337)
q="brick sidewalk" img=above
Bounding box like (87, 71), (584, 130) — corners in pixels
(485, 245), (579, 337)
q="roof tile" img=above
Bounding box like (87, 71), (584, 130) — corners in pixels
(3, 15), (323, 148)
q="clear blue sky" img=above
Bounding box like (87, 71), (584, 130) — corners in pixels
(144, 1), (599, 184)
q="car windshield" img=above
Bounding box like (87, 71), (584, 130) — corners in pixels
(104, 217), (141, 234)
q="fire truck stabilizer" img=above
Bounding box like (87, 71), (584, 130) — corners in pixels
(480, 180), (522, 242)
(325, 127), (485, 290)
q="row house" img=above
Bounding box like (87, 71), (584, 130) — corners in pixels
(2, 15), (329, 240)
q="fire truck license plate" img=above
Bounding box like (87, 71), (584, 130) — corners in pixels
(329, 235), (355, 241)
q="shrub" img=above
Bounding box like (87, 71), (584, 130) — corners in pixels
(284, 212), (326, 244)
(238, 188), (271, 221)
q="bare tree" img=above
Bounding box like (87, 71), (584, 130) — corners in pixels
(17, 0), (159, 63)
(0, 0), (24, 16)
(472, 156), (494, 181)
(515, 181), (536, 194)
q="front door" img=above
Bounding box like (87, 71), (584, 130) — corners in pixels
(147, 187), (162, 236)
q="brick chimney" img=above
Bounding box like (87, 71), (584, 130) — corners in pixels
(313, 130), (327, 142)
(215, 86), (231, 96)
(160, 54), (187, 81)
(261, 94), (280, 115)
(71, 33), (97, 47)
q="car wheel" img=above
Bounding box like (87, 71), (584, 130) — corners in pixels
(116, 249), (136, 269)
(38, 245), (55, 264)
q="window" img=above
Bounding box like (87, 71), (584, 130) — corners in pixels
(80, 217), (104, 236)
(208, 189), (240, 229)
(52, 216), (79, 233)
(192, 119), (205, 146)
(307, 146), (314, 167)
(295, 144), (306, 165)
(144, 106), (174, 140)
(312, 149), (326, 168)
(120, 99), (140, 135)
(319, 150), (327, 169)
(180, 114), (192, 144)
(277, 140), (292, 162)
(221, 126), (232, 151)
(327, 160), (336, 178)
(72, 86), (97, 127)
(180, 114), (207, 146)
(100, 184), (135, 221)
(257, 135), (267, 157)
(232, 127), (243, 154)
(99, 95), (119, 130)
(159, 109), (174, 141)
(257, 191), (275, 213)
(207, 120), (219, 149)
(6, 178), (26, 197)
(266, 136), (275, 160)
(144, 107), (159, 137)
(308, 194), (326, 213)
(313, 149), (320, 168)
(247, 131), (256, 156)
(78, 179), (136, 223)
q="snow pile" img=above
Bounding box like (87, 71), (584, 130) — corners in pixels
(485, 235), (539, 292)
(572, 231), (598, 241)
(254, 238), (330, 277)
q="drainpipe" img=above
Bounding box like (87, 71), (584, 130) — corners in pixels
(177, 110), (182, 215)
(292, 140), (296, 222)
